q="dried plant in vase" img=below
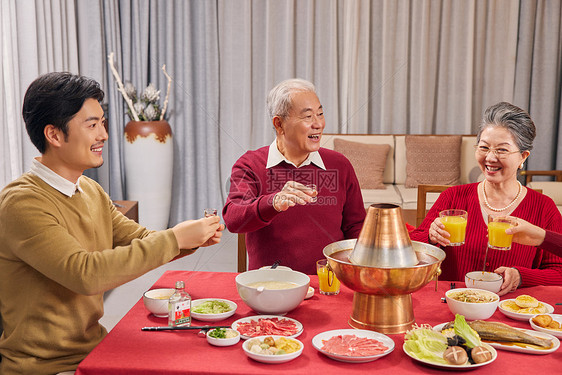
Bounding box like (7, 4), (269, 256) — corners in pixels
(107, 52), (172, 122)
(107, 52), (175, 231)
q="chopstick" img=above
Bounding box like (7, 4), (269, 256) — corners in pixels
(141, 325), (231, 331)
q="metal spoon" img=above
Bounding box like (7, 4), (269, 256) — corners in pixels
(271, 260), (281, 269)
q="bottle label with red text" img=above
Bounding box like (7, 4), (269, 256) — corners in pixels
(171, 300), (190, 326)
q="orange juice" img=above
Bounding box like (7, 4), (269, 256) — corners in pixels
(317, 266), (341, 295)
(488, 221), (514, 249)
(441, 215), (467, 245)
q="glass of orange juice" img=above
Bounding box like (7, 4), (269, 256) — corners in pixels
(316, 259), (340, 295)
(488, 216), (517, 250)
(439, 209), (468, 246)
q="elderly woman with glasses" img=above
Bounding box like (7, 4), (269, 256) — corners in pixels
(410, 102), (562, 295)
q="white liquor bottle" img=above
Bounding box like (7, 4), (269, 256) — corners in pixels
(168, 280), (191, 327)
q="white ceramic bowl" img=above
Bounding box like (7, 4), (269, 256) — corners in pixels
(259, 265), (292, 271)
(206, 328), (241, 346)
(142, 288), (175, 317)
(235, 269), (310, 315)
(191, 298), (237, 322)
(242, 335), (304, 364)
(445, 288), (499, 320)
(465, 271), (503, 293)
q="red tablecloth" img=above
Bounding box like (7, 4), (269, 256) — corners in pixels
(76, 271), (562, 374)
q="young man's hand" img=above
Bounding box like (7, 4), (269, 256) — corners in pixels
(172, 216), (223, 249)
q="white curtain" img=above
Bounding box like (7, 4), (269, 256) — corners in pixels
(1, 0), (81, 186)
(2, 0), (561, 225)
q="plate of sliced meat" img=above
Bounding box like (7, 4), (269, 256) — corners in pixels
(232, 315), (303, 340)
(312, 329), (395, 363)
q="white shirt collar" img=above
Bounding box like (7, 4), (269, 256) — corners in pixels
(266, 139), (326, 170)
(30, 158), (83, 197)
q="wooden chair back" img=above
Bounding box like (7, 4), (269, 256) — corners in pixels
(238, 233), (247, 272)
(416, 184), (451, 227)
(520, 170), (562, 184)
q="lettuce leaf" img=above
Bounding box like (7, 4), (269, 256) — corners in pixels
(404, 327), (448, 364)
(453, 314), (481, 348)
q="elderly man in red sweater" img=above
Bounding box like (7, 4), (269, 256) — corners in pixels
(223, 79), (366, 274)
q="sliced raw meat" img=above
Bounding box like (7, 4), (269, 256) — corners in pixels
(236, 318), (299, 337)
(321, 334), (389, 357)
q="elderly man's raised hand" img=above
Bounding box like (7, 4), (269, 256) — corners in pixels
(273, 181), (317, 212)
(172, 216), (223, 249)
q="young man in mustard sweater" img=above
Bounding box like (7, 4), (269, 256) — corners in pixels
(0, 72), (223, 375)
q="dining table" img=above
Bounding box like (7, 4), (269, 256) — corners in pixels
(76, 270), (562, 374)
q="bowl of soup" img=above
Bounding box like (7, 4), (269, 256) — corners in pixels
(235, 269), (310, 315)
(143, 288), (175, 317)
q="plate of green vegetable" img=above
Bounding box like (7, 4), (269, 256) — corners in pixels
(403, 314), (497, 369)
(191, 298), (237, 322)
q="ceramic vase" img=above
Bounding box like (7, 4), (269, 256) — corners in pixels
(123, 121), (173, 230)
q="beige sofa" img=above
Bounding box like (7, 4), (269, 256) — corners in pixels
(321, 134), (482, 210)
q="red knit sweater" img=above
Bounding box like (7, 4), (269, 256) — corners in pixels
(543, 230), (562, 258)
(223, 147), (366, 275)
(410, 183), (562, 286)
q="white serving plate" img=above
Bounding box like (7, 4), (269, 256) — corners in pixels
(305, 286), (314, 299)
(403, 342), (497, 369)
(242, 335), (304, 364)
(433, 322), (559, 355)
(312, 329), (395, 363)
(529, 314), (562, 339)
(231, 315), (303, 340)
(498, 299), (554, 321)
(191, 298), (237, 322)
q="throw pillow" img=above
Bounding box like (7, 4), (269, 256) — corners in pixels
(333, 138), (390, 189)
(405, 135), (462, 188)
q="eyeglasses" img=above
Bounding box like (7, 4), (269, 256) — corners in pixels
(474, 145), (521, 159)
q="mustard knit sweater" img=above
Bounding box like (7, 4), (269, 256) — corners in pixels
(0, 173), (188, 374)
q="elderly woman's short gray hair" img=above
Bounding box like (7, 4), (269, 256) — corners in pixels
(477, 102), (536, 152)
(267, 78), (316, 119)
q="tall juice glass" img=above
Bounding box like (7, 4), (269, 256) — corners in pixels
(488, 216), (517, 250)
(316, 259), (340, 295)
(439, 209), (468, 246)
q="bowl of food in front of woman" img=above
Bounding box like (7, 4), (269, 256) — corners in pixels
(445, 288), (499, 320)
(235, 269), (310, 315)
(464, 271), (503, 293)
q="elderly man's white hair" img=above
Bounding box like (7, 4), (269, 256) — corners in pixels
(267, 78), (317, 119)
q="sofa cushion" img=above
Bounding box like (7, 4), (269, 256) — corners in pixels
(361, 185), (402, 208)
(333, 138), (390, 189)
(405, 135), (462, 188)
(322, 135), (395, 184)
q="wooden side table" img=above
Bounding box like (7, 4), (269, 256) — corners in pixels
(114, 200), (139, 223)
